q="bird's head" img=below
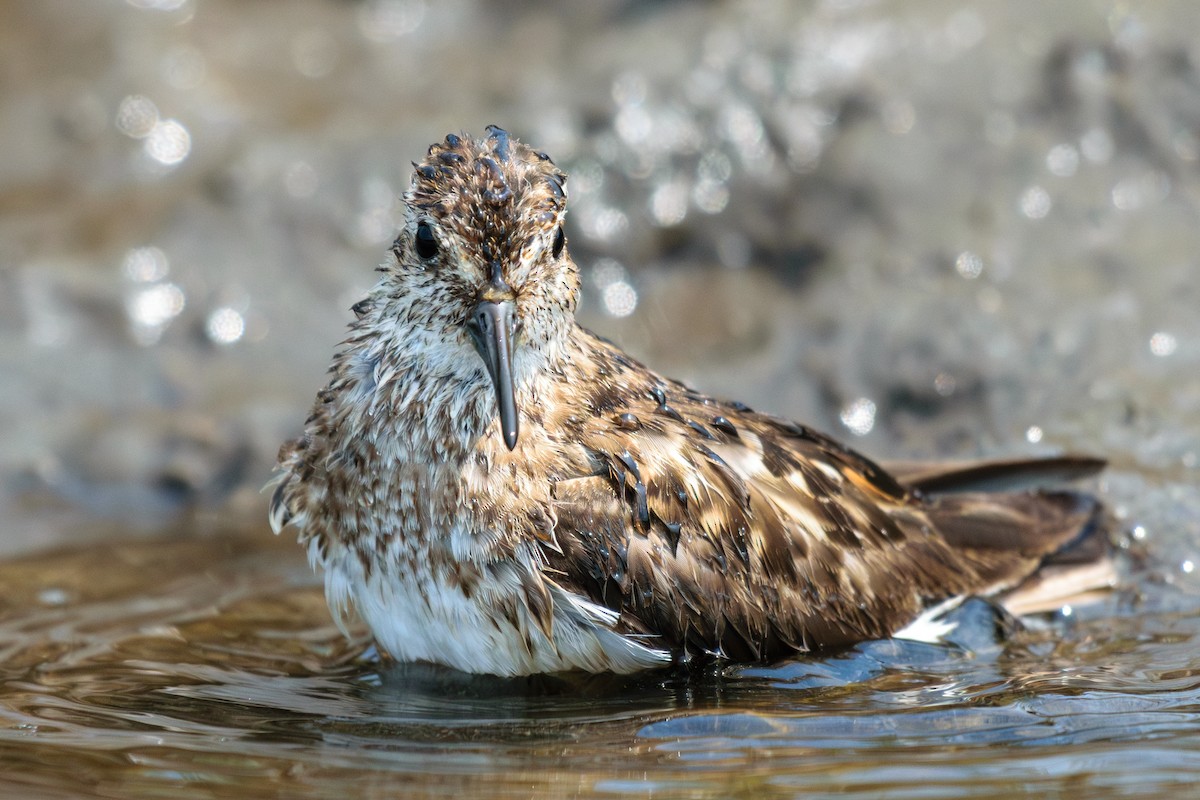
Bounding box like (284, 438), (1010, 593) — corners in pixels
(380, 127), (578, 451)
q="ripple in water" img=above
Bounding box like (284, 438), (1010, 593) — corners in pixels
(0, 532), (1197, 798)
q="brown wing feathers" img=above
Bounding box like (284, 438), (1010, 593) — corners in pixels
(887, 455), (1106, 495)
(544, 334), (1104, 662)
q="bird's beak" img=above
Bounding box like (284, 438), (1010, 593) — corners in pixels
(466, 298), (520, 450)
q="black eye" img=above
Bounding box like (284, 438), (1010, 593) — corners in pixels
(414, 222), (438, 260)
(552, 226), (565, 259)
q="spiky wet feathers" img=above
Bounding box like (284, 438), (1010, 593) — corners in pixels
(271, 128), (1101, 676)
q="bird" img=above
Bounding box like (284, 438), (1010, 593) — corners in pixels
(269, 127), (1109, 677)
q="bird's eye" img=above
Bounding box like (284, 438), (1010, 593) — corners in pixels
(552, 226), (565, 259)
(414, 222), (439, 260)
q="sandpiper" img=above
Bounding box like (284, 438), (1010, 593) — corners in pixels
(270, 127), (1107, 676)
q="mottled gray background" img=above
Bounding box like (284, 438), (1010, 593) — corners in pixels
(2, 1), (1198, 586)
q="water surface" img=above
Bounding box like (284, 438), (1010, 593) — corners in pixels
(1, 528), (1196, 798)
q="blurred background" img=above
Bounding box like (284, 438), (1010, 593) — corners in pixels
(5, 3), (1200, 795)
(2, 0), (1199, 575)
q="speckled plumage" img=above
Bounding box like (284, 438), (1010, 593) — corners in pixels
(270, 128), (1107, 676)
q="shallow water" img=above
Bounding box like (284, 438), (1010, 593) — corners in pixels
(0, 528), (1197, 798)
(6, 0), (1200, 796)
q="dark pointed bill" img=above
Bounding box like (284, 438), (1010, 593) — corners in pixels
(466, 299), (519, 450)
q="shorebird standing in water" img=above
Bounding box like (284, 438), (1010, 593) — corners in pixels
(270, 127), (1108, 676)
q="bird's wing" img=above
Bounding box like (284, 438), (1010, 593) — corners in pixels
(884, 455), (1106, 495)
(545, 377), (945, 660)
(544, 351), (1100, 660)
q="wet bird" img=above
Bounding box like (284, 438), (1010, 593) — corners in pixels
(270, 127), (1109, 676)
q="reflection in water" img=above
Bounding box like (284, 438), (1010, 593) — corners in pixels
(0, 533), (1197, 797)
